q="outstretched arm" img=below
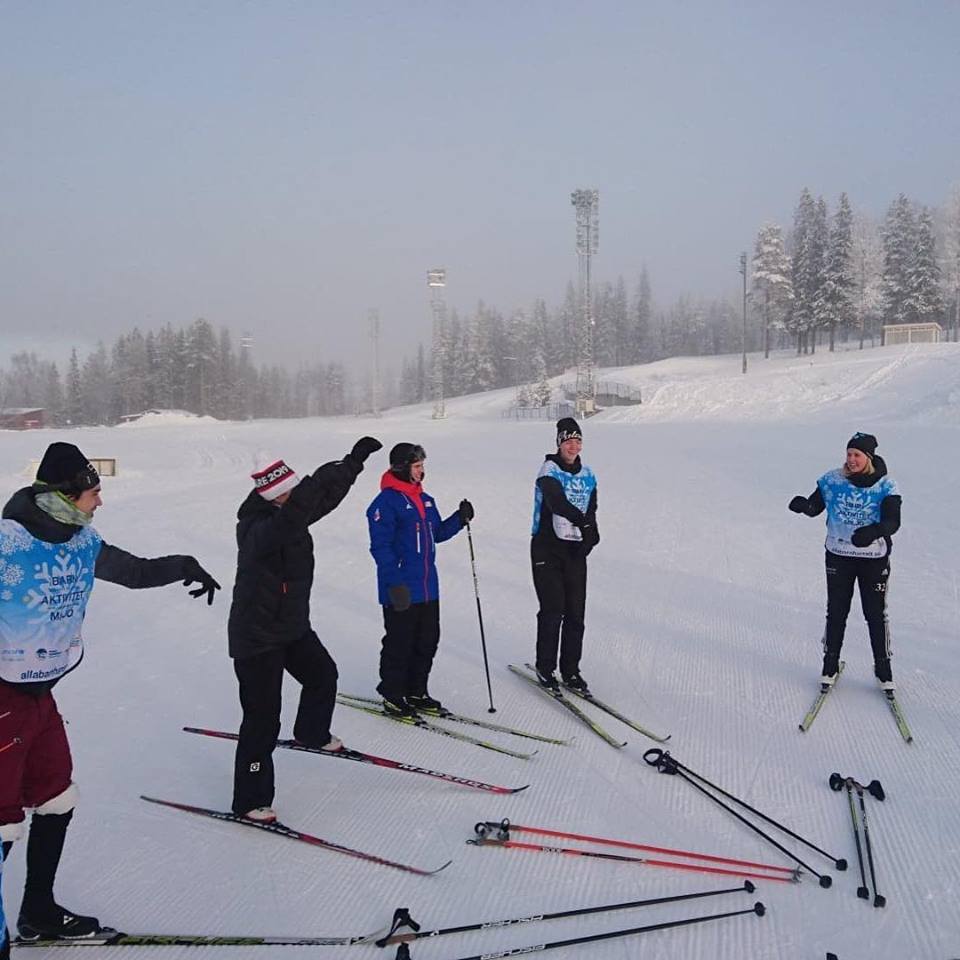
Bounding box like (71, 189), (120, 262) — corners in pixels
(788, 487), (825, 517)
(95, 544), (220, 603)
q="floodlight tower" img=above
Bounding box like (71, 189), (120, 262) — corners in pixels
(368, 308), (381, 417)
(427, 269), (447, 419)
(571, 189), (599, 415)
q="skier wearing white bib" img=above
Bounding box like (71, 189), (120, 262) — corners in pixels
(789, 432), (902, 690)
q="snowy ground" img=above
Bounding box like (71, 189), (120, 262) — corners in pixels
(2, 341), (960, 960)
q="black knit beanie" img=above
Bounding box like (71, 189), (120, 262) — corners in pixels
(556, 417), (582, 446)
(847, 432), (878, 459)
(36, 442), (100, 493)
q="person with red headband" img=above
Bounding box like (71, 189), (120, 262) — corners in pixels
(227, 437), (382, 824)
(366, 443), (473, 718)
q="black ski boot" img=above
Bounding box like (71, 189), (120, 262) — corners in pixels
(17, 905), (102, 942)
(382, 696), (419, 719)
(535, 669), (560, 692)
(562, 673), (590, 694)
(407, 693), (446, 715)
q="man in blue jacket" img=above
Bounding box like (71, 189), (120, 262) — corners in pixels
(366, 443), (473, 717)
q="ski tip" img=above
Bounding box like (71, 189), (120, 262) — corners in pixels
(509, 784), (532, 794)
(427, 858), (454, 876)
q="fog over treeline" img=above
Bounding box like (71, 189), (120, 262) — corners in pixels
(3, 187), (958, 426)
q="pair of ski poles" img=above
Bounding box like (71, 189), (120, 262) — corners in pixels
(829, 772), (886, 907)
(643, 749), (847, 886)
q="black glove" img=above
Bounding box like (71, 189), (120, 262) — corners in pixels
(182, 558), (221, 605)
(789, 496), (810, 514)
(458, 499), (475, 524)
(851, 525), (880, 548)
(388, 583), (411, 612)
(350, 436), (383, 464)
(581, 523), (600, 555)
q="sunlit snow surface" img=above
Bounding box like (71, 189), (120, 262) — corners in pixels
(2, 342), (958, 959)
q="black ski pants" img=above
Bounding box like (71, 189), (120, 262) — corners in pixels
(822, 551), (892, 680)
(232, 629), (338, 815)
(532, 540), (587, 679)
(377, 600), (441, 701)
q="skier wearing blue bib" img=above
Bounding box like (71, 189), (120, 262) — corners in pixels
(789, 432), (902, 690)
(1, 442), (220, 943)
(530, 418), (599, 693)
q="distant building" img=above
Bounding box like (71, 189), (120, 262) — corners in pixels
(882, 322), (943, 345)
(0, 407), (46, 430)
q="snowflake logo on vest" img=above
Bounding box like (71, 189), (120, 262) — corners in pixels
(834, 489), (873, 527)
(23, 549), (93, 626)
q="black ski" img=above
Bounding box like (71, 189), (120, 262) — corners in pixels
(335, 697), (536, 759)
(883, 689), (913, 743)
(13, 929), (379, 948)
(183, 726), (529, 794)
(336, 693), (569, 745)
(799, 661), (845, 732)
(560, 683), (670, 742)
(140, 796), (451, 876)
(508, 664), (626, 748)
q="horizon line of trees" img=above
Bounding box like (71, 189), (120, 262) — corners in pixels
(3, 187), (959, 424)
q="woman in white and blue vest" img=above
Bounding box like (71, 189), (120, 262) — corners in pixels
(530, 418), (599, 693)
(789, 432), (902, 690)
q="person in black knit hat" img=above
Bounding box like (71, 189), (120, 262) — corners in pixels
(0, 442), (220, 943)
(529, 418), (599, 693)
(789, 432), (902, 691)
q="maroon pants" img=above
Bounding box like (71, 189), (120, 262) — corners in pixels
(0, 684), (73, 833)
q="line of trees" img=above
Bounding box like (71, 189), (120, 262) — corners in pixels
(4, 187), (958, 424)
(397, 185), (959, 405)
(0, 319), (349, 427)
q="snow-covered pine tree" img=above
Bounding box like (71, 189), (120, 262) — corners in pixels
(881, 193), (917, 326)
(751, 223), (793, 358)
(821, 193), (855, 351)
(907, 207), (944, 325)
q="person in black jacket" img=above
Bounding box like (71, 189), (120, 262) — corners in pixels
(530, 418), (599, 693)
(789, 432), (902, 690)
(228, 437), (382, 822)
(0, 442), (219, 942)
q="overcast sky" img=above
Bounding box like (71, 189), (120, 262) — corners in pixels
(2, 1), (958, 370)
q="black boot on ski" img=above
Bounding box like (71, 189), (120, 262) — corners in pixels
(382, 696), (419, 719)
(407, 693), (445, 715)
(562, 673), (589, 694)
(535, 669), (560, 692)
(17, 904), (102, 942)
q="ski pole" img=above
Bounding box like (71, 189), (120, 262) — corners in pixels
(392, 902), (765, 960)
(643, 752), (834, 886)
(645, 749), (847, 871)
(465, 522), (496, 713)
(475, 819), (797, 874)
(377, 880), (756, 947)
(843, 780), (870, 899)
(829, 771), (884, 802)
(856, 784), (886, 908)
(467, 837), (799, 883)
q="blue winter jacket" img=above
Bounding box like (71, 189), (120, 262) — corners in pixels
(367, 471), (463, 605)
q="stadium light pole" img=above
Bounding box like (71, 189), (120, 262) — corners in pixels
(739, 252), (748, 374)
(571, 188), (599, 415)
(427, 269), (447, 419)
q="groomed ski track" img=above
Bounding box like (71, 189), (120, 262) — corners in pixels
(1, 344), (958, 958)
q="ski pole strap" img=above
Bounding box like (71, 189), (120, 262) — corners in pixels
(376, 909), (419, 948)
(643, 748), (679, 774)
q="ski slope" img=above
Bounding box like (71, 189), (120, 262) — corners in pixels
(2, 342), (959, 959)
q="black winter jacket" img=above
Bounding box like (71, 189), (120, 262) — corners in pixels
(1, 486), (200, 694)
(227, 455), (363, 659)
